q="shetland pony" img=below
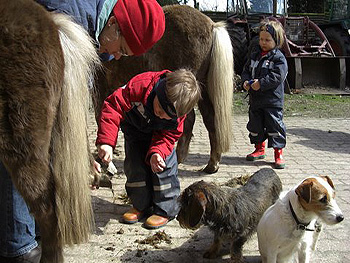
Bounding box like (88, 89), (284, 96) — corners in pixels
(0, 0), (100, 262)
(94, 5), (234, 173)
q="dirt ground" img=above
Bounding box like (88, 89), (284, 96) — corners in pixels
(62, 112), (350, 263)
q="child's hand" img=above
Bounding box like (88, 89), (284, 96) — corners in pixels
(97, 144), (113, 164)
(94, 160), (101, 173)
(243, 80), (250, 91)
(90, 161), (101, 190)
(251, 79), (260, 91)
(150, 153), (166, 173)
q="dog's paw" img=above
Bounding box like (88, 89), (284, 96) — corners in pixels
(230, 254), (244, 263)
(203, 245), (219, 259)
(203, 241), (221, 259)
(203, 250), (217, 259)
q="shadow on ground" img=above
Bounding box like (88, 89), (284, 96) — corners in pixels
(119, 226), (261, 263)
(288, 128), (350, 154)
(92, 196), (130, 235)
(180, 154), (275, 173)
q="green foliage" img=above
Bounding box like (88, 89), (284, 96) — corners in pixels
(233, 92), (350, 118)
(284, 94), (350, 118)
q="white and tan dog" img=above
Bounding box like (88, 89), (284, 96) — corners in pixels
(257, 175), (344, 263)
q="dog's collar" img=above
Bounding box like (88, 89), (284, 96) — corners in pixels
(289, 201), (316, 232)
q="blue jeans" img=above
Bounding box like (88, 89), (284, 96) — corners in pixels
(0, 162), (38, 257)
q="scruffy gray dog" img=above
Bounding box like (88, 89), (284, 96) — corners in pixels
(177, 168), (282, 262)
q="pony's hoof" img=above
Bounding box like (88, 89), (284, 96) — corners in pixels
(201, 164), (219, 174)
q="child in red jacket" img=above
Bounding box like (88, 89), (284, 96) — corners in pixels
(96, 69), (201, 229)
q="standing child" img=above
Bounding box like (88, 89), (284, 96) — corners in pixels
(96, 69), (201, 229)
(241, 20), (288, 169)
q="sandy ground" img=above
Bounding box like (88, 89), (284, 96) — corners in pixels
(62, 111), (350, 263)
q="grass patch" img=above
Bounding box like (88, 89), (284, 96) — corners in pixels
(233, 92), (350, 118)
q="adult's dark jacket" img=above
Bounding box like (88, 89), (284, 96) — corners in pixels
(36, 0), (115, 47)
(241, 47), (288, 109)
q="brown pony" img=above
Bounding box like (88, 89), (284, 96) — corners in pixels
(0, 0), (100, 262)
(94, 5), (234, 173)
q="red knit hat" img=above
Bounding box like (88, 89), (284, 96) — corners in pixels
(113, 0), (165, 56)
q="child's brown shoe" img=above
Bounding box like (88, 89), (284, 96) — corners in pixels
(144, 214), (169, 229)
(122, 207), (143, 224)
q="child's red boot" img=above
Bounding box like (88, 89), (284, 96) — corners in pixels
(274, 148), (285, 169)
(246, 142), (266, 161)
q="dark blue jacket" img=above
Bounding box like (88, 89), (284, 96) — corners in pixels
(241, 47), (288, 109)
(36, 0), (115, 42)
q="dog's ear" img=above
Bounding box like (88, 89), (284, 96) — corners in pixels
(295, 179), (313, 203)
(320, 175), (335, 189)
(188, 191), (207, 228)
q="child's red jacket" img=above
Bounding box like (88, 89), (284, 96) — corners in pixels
(96, 70), (186, 162)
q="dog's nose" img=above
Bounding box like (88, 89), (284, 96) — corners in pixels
(336, 214), (344, 223)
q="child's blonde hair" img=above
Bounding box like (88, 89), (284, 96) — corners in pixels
(260, 20), (285, 49)
(165, 69), (201, 117)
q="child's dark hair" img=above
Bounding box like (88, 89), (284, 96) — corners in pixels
(165, 69), (201, 117)
(260, 20), (285, 48)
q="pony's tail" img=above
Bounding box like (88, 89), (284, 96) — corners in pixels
(207, 21), (234, 153)
(50, 13), (100, 246)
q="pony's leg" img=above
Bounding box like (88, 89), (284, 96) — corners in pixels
(92, 67), (109, 123)
(197, 93), (221, 174)
(176, 109), (195, 163)
(0, 58), (64, 262)
(30, 189), (63, 262)
(4, 156), (63, 263)
(23, 159), (62, 263)
(0, 89), (64, 262)
(36, 212), (63, 263)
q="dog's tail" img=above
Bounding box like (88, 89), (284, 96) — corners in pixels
(50, 13), (100, 245)
(207, 22), (234, 153)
